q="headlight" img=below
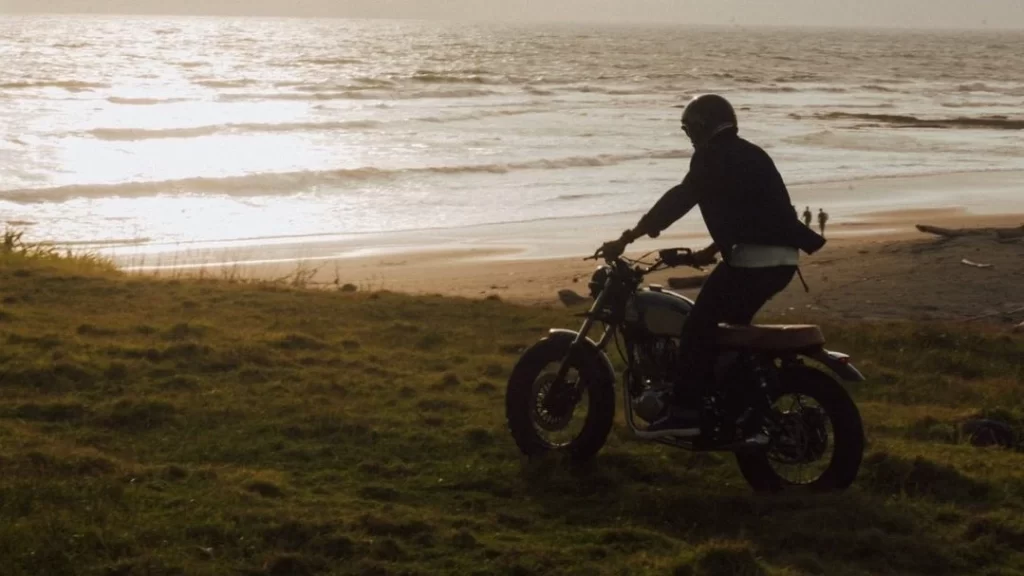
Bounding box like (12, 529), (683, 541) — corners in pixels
(588, 265), (611, 298)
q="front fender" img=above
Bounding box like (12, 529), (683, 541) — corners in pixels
(544, 327), (614, 385)
(807, 348), (866, 382)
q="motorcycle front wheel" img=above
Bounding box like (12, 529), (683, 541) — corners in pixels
(735, 365), (865, 492)
(505, 336), (615, 462)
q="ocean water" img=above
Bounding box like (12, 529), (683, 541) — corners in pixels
(2, 15), (1023, 251)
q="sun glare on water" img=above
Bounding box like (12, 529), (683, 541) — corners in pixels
(2, 16), (1023, 254)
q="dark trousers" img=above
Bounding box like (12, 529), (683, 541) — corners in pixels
(675, 263), (796, 398)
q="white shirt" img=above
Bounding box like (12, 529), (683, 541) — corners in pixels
(729, 244), (800, 268)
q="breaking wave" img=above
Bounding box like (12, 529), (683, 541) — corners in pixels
(781, 129), (937, 152)
(0, 150), (689, 203)
(524, 86), (555, 96)
(84, 109), (546, 140)
(283, 78), (398, 91)
(956, 82), (1024, 96)
(552, 192), (615, 202)
(754, 86), (800, 93)
(800, 112), (1024, 130)
(293, 57), (362, 66)
(567, 85), (651, 96)
(860, 84), (898, 93)
(107, 96), (190, 105)
(194, 79), (259, 88)
(411, 71), (496, 84)
(940, 100), (1019, 109)
(217, 88), (499, 102)
(958, 82), (999, 93)
(0, 80), (107, 91)
(418, 108), (542, 123)
(85, 120), (383, 140)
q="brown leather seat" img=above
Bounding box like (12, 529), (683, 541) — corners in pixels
(717, 324), (825, 351)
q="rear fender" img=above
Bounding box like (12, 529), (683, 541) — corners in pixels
(806, 348), (865, 382)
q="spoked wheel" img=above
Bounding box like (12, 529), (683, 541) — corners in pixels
(736, 366), (864, 492)
(766, 394), (834, 485)
(506, 336), (615, 461)
(529, 372), (591, 447)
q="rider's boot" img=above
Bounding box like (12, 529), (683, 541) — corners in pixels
(643, 386), (702, 437)
(645, 405), (702, 437)
(693, 393), (772, 450)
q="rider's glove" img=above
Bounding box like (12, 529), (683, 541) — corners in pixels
(598, 238), (627, 259)
(692, 245), (719, 267)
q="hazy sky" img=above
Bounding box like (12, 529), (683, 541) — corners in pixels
(3, 0), (1023, 29)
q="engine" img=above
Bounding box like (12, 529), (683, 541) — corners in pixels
(622, 287), (696, 423)
(630, 337), (680, 423)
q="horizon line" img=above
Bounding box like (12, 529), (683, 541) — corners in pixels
(0, 11), (1020, 32)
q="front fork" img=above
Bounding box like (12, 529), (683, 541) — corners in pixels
(548, 286), (614, 407)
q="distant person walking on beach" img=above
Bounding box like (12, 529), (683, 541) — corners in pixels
(818, 208), (829, 237)
(802, 206), (812, 227)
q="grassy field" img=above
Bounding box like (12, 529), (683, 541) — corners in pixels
(0, 242), (1022, 576)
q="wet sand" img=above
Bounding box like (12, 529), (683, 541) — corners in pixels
(112, 171), (1024, 323)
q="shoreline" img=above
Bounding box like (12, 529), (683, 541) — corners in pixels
(119, 205), (1023, 309)
(95, 168), (1024, 270)
(97, 167), (1024, 264)
(84, 168), (1024, 312)
(88, 168), (1024, 262)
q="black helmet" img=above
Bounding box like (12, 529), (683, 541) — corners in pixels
(681, 94), (737, 146)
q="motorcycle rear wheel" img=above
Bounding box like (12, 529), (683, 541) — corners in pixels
(735, 365), (864, 492)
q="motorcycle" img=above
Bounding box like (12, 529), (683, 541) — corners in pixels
(505, 247), (865, 492)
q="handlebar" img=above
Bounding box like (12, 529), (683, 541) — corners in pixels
(657, 247), (695, 267)
(585, 246), (716, 273)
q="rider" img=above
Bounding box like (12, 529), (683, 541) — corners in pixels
(599, 94), (826, 437)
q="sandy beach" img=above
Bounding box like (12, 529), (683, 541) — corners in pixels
(107, 170), (1024, 324)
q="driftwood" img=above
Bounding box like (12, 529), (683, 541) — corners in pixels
(916, 224), (1024, 240)
(557, 289), (589, 307)
(667, 275), (708, 290)
(961, 259), (993, 269)
(961, 305), (1024, 323)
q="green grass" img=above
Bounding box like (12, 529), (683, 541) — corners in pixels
(0, 247), (1022, 576)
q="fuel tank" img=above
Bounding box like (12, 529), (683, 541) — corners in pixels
(625, 285), (694, 337)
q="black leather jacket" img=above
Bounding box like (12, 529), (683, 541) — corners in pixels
(636, 128), (826, 262)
